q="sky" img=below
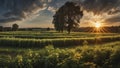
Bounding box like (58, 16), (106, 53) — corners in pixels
(0, 0), (120, 28)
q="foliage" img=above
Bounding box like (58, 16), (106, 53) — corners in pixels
(0, 43), (120, 68)
(0, 31), (119, 67)
(12, 23), (19, 31)
(53, 2), (83, 34)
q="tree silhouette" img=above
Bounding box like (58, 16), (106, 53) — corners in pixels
(12, 23), (19, 31)
(53, 2), (83, 34)
(53, 5), (66, 32)
(47, 27), (50, 31)
(0, 26), (3, 31)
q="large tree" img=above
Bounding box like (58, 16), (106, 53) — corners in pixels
(53, 6), (66, 32)
(53, 2), (83, 34)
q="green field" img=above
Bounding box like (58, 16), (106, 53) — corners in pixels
(0, 31), (120, 68)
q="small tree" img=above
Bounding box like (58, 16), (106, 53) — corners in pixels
(12, 23), (19, 31)
(0, 26), (3, 31)
(47, 27), (50, 31)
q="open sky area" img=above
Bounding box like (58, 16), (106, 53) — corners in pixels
(0, 0), (120, 28)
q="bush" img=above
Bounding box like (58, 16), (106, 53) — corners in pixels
(0, 44), (120, 68)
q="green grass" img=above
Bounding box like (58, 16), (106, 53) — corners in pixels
(0, 35), (119, 48)
(0, 31), (119, 39)
(0, 41), (120, 68)
(0, 31), (119, 67)
(0, 31), (119, 48)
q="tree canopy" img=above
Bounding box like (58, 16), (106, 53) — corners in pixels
(53, 1), (83, 34)
(12, 23), (19, 31)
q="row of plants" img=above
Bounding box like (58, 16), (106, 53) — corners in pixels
(0, 31), (118, 37)
(0, 35), (96, 39)
(0, 36), (119, 48)
(0, 43), (120, 68)
(0, 34), (119, 39)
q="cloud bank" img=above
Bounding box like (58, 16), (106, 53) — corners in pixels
(79, 0), (120, 25)
(0, 0), (47, 23)
(0, 0), (120, 26)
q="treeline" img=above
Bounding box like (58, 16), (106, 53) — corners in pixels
(0, 24), (52, 31)
(0, 24), (19, 31)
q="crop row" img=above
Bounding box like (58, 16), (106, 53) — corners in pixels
(0, 31), (118, 37)
(0, 36), (119, 48)
(0, 35), (92, 39)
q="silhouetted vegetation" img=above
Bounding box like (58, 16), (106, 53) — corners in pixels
(47, 27), (50, 31)
(53, 2), (83, 34)
(0, 26), (3, 31)
(12, 23), (19, 31)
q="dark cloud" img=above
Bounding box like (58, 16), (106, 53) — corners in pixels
(104, 15), (120, 23)
(80, 0), (120, 15)
(78, 0), (120, 24)
(0, 0), (72, 23)
(0, 17), (22, 23)
(0, 0), (45, 23)
(48, 0), (70, 8)
(108, 9), (120, 15)
(0, 0), (120, 24)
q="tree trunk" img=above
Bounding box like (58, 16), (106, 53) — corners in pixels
(68, 29), (71, 34)
(67, 25), (71, 34)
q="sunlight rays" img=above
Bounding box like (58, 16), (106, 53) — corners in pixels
(88, 21), (109, 33)
(94, 22), (101, 28)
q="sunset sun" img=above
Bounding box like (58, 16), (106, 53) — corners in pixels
(94, 22), (102, 28)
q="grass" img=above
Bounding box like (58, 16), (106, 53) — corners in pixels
(0, 31), (119, 48)
(0, 41), (120, 68)
(0, 35), (119, 48)
(0, 31), (119, 39)
(0, 31), (119, 67)
(0, 41), (119, 56)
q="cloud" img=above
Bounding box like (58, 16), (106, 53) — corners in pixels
(78, 0), (120, 25)
(0, 0), (72, 23)
(80, 0), (120, 15)
(0, 0), (120, 26)
(0, 0), (47, 23)
(104, 14), (120, 23)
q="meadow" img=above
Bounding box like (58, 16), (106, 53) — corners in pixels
(0, 31), (120, 68)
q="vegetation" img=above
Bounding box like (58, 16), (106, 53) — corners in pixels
(0, 26), (3, 31)
(0, 31), (119, 67)
(53, 2), (83, 34)
(0, 35), (119, 48)
(0, 41), (120, 68)
(12, 23), (19, 31)
(0, 31), (119, 48)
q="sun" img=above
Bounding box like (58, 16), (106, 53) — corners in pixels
(89, 21), (108, 33)
(94, 22), (101, 28)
